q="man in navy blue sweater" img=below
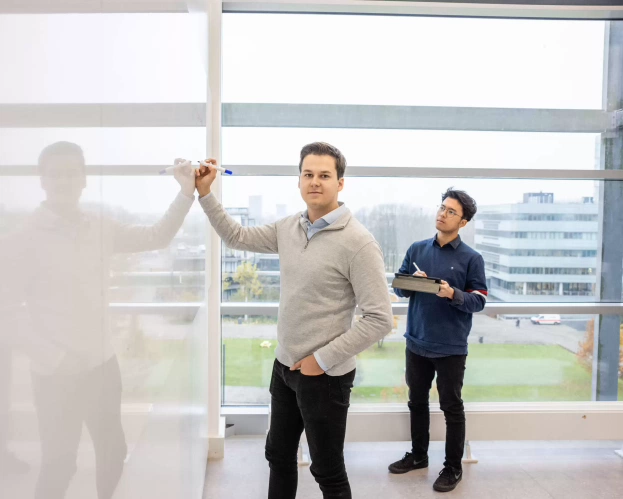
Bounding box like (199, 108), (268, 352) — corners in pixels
(388, 188), (487, 493)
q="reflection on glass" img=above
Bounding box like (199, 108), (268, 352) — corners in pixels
(0, 142), (197, 498)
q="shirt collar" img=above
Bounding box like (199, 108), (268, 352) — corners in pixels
(301, 202), (347, 226)
(432, 233), (462, 249)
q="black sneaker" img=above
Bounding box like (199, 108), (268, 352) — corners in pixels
(433, 466), (462, 492)
(388, 452), (429, 474)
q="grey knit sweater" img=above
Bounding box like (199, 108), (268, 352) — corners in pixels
(200, 194), (393, 376)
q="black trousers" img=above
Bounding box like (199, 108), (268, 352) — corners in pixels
(31, 356), (127, 499)
(405, 348), (467, 471)
(265, 360), (355, 499)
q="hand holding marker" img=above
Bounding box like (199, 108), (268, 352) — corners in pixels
(197, 160), (233, 175)
(159, 159), (233, 176)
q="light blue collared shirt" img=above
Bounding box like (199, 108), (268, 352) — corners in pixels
(301, 202), (348, 240)
(301, 202), (348, 372)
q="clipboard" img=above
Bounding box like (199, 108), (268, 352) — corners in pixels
(391, 273), (442, 294)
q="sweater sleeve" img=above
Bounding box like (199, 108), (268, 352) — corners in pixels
(199, 193), (279, 254)
(450, 254), (487, 313)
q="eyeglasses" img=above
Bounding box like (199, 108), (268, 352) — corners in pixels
(437, 205), (462, 219)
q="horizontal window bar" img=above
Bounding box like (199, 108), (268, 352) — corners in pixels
(0, 103), (614, 132)
(0, 103), (206, 128)
(3, 165), (622, 180)
(104, 302), (623, 316)
(223, 1), (623, 21)
(3, 1), (623, 20)
(109, 302), (203, 314)
(0, 0), (187, 14)
(222, 401), (623, 416)
(220, 302), (623, 316)
(220, 165), (623, 180)
(223, 104), (611, 133)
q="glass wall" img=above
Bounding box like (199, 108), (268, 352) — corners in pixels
(220, 13), (623, 406)
(219, 177), (622, 405)
(222, 14), (604, 108)
(0, 13), (208, 499)
(222, 312), (623, 405)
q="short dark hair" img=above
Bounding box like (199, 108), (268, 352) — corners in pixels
(442, 188), (477, 221)
(298, 142), (347, 179)
(38, 141), (85, 174)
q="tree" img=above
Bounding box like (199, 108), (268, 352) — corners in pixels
(355, 204), (436, 272)
(232, 262), (263, 302)
(577, 319), (623, 378)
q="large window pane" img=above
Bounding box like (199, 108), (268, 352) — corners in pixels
(1, 168), (206, 497)
(221, 176), (618, 303)
(221, 314), (622, 405)
(0, 5), (209, 496)
(223, 14), (605, 108)
(222, 317), (278, 405)
(0, 14), (206, 103)
(223, 128), (601, 170)
(220, 176), (622, 405)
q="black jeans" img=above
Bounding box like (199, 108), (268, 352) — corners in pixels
(265, 359), (355, 499)
(31, 355), (127, 499)
(405, 348), (467, 471)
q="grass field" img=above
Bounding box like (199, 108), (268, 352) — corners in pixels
(222, 338), (623, 403)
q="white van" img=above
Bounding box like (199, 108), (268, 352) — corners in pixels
(530, 314), (561, 325)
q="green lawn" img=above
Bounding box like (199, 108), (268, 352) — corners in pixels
(223, 338), (623, 403)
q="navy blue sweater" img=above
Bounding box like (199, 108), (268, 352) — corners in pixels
(394, 235), (487, 356)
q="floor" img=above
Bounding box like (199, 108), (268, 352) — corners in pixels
(204, 438), (623, 499)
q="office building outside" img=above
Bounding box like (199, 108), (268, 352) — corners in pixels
(475, 192), (598, 302)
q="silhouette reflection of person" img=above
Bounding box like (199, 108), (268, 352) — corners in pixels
(0, 142), (196, 498)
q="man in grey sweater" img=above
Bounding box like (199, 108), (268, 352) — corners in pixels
(196, 142), (393, 499)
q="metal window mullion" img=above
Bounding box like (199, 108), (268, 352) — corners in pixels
(222, 1), (623, 21)
(219, 302), (623, 317)
(4, 165), (623, 180)
(593, 21), (623, 402)
(0, 103), (612, 132)
(3, 1), (623, 19)
(222, 103), (609, 133)
(219, 165), (623, 180)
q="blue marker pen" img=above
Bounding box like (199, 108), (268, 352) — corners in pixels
(197, 160), (233, 175)
(158, 160), (233, 175)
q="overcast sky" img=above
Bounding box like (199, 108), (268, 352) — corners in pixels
(0, 13), (610, 214)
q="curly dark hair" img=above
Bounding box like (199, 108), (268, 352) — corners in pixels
(442, 188), (477, 221)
